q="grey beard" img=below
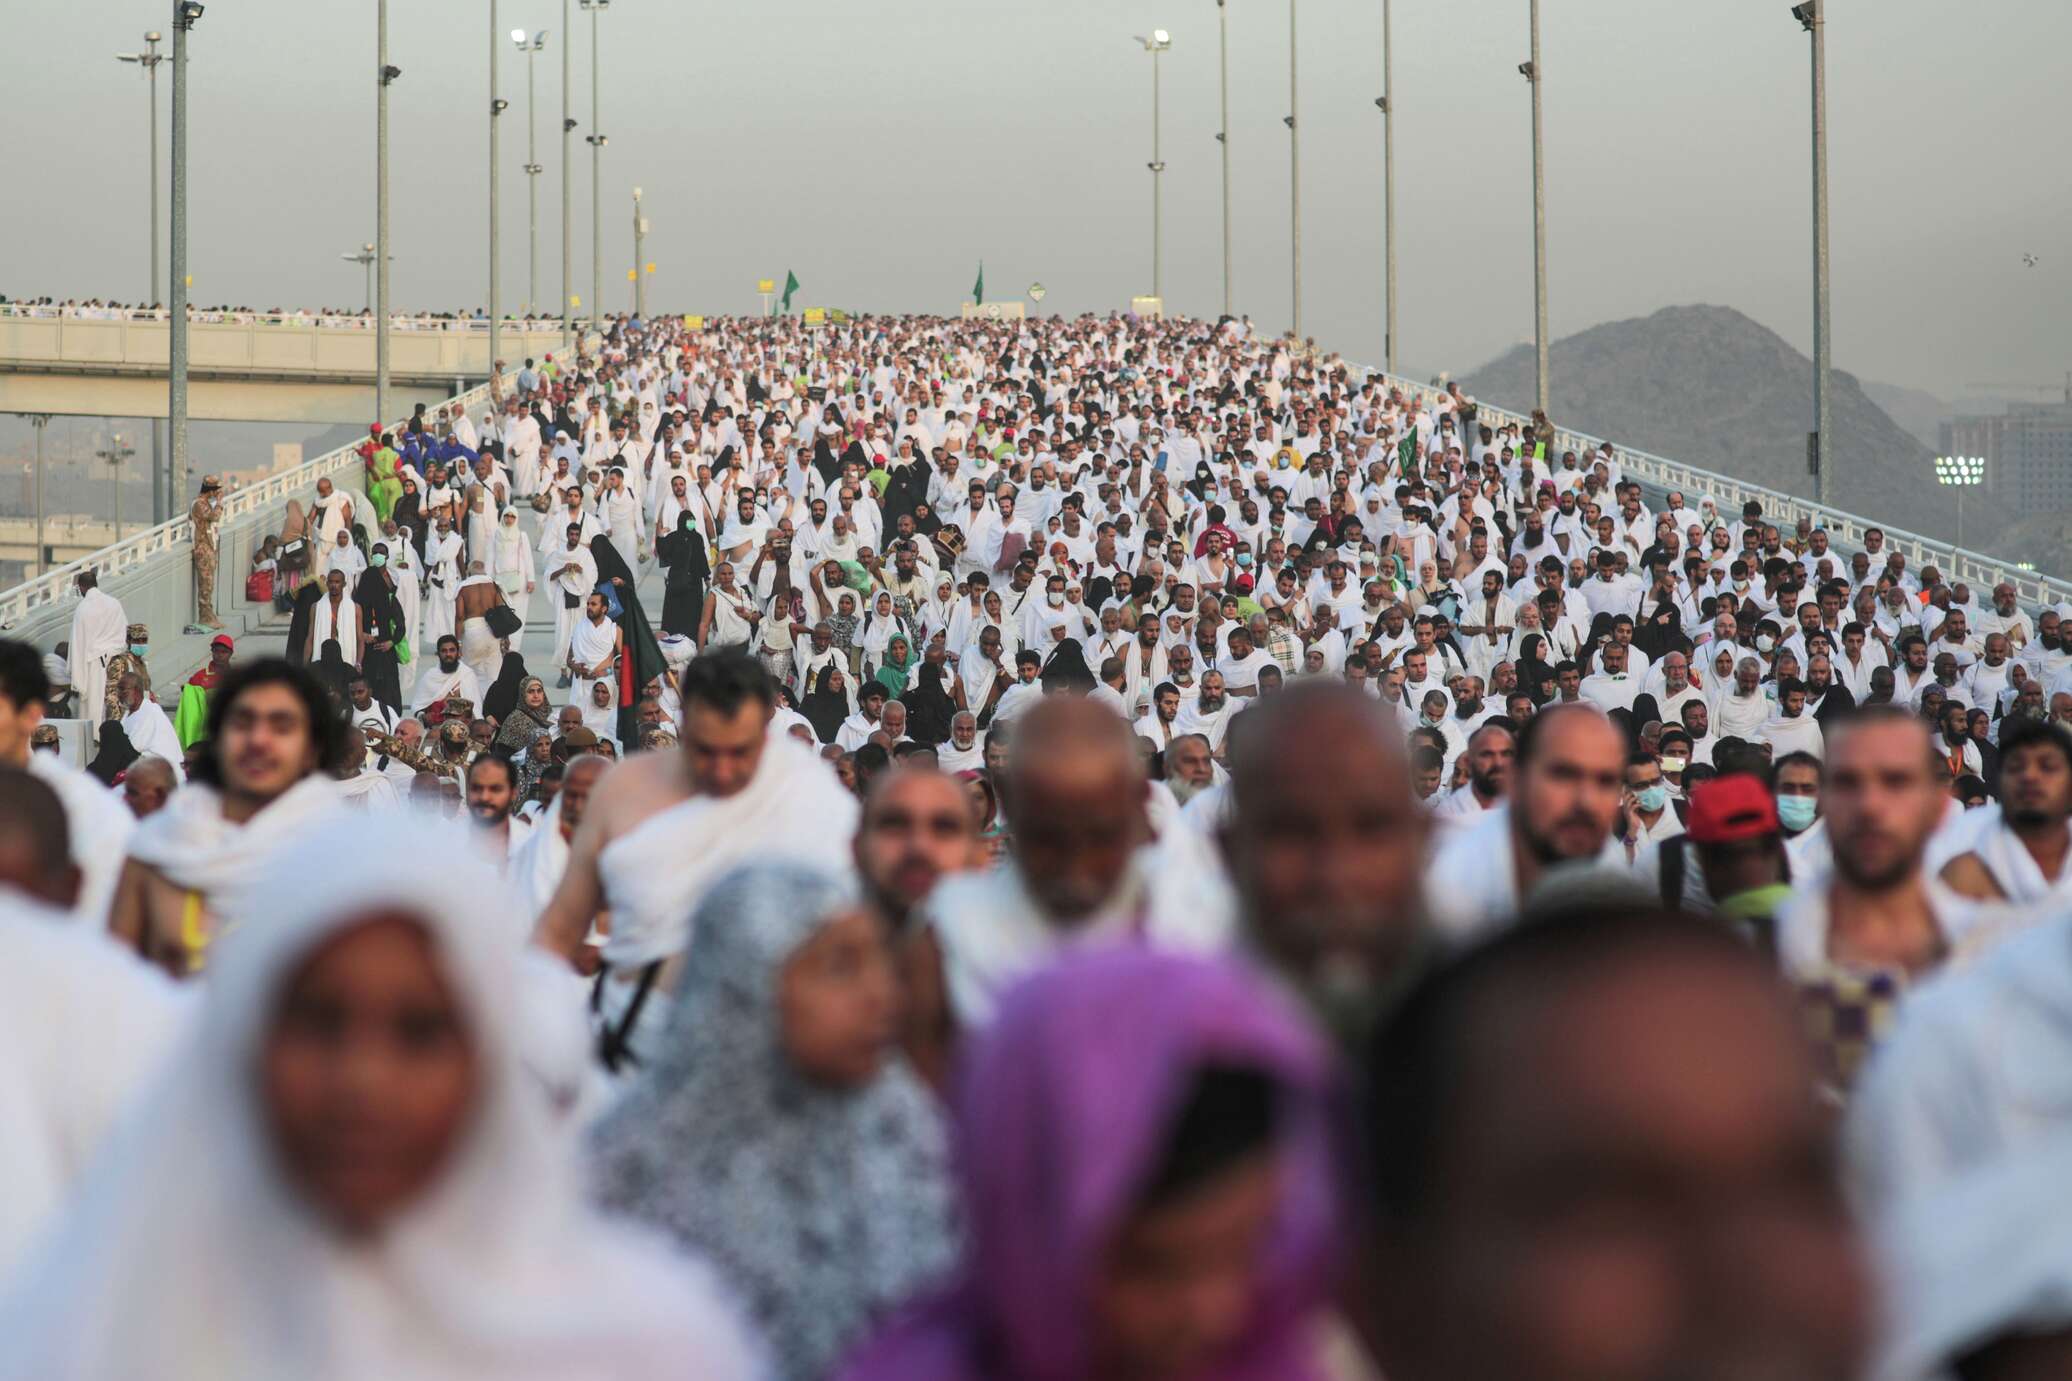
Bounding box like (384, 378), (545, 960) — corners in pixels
(1168, 776), (1207, 807)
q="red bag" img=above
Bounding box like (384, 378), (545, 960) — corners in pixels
(246, 569), (275, 604)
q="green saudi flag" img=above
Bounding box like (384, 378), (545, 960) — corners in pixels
(780, 270), (800, 313)
(1397, 431), (1419, 479)
(972, 262), (984, 305)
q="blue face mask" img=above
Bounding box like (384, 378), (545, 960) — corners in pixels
(1777, 794), (1818, 833)
(129, 644), (149, 658)
(372, 553), (388, 568)
(1634, 784), (1669, 815)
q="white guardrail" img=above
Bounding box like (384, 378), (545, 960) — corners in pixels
(1360, 364), (2072, 610)
(0, 382), (493, 629)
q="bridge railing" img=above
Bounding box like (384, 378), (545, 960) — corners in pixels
(0, 381), (493, 632)
(1359, 364), (2072, 609)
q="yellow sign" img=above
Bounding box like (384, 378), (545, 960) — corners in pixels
(802, 308), (826, 325)
(570, 295), (581, 307)
(644, 262), (656, 275)
(683, 315), (705, 329)
(756, 278), (776, 294)
(627, 268), (637, 282)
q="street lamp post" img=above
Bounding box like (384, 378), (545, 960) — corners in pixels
(515, 30), (547, 317)
(582, 0), (608, 338)
(1134, 31), (1172, 304)
(1793, 1), (1833, 507)
(561, 0), (573, 344)
(168, 0), (201, 515)
(116, 31), (167, 526)
(489, 0), (504, 387)
(341, 243), (381, 311)
(1286, 0), (1302, 339)
(1216, 0), (1232, 317)
(1522, 0), (1548, 417)
(98, 434), (136, 542)
(631, 186), (648, 319)
(1935, 455), (1986, 556)
(377, 1), (398, 428)
(28, 415), (49, 576)
(1376, 0), (1396, 373)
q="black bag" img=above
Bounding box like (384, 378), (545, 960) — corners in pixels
(485, 600), (523, 639)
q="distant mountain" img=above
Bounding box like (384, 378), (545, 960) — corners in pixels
(1860, 380), (1951, 452)
(1458, 304), (2029, 561)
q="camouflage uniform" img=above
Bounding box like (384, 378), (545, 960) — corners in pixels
(102, 623), (153, 723)
(191, 480), (224, 628)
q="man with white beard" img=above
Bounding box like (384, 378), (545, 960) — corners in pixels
(936, 710), (984, 772)
(1163, 732), (1216, 806)
(421, 517), (464, 648)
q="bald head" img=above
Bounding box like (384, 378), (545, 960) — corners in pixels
(1006, 697), (1149, 924)
(1222, 684), (1428, 1049)
(122, 755), (177, 819)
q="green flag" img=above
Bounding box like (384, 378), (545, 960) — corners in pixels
(1397, 431), (1418, 480)
(972, 262), (984, 306)
(780, 270), (800, 313)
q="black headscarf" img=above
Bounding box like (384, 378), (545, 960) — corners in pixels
(810, 435), (841, 487)
(1040, 638), (1097, 694)
(904, 659), (956, 746)
(313, 638), (355, 704)
(284, 581), (325, 666)
(588, 533), (667, 748)
(86, 721), (139, 786)
(799, 664), (850, 745)
(481, 653), (529, 725)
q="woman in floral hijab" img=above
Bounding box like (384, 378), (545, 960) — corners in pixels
(589, 861), (960, 1381)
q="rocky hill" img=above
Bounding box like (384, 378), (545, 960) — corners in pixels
(1458, 304), (2043, 567)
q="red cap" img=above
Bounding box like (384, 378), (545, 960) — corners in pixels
(1686, 774), (1779, 845)
(210, 633), (235, 650)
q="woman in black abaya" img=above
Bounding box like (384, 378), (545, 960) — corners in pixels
(589, 533), (668, 748)
(656, 511), (710, 641)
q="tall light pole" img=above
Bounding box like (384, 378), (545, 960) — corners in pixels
(341, 243), (382, 311)
(1135, 30), (1172, 304)
(168, 0), (200, 515)
(28, 415), (50, 576)
(97, 434), (136, 542)
(515, 29), (547, 316)
(561, 0), (573, 345)
(1794, 1), (1833, 506)
(1376, 0), (1396, 373)
(582, 0), (608, 338)
(1286, 0), (1302, 339)
(1521, 0), (1548, 416)
(489, 0), (505, 385)
(1216, 0), (1232, 317)
(1934, 455), (1985, 555)
(631, 186), (647, 318)
(377, 3), (398, 428)
(116, 31), (167, 526)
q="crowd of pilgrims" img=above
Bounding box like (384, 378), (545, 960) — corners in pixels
(6, 310), (2072, 1378)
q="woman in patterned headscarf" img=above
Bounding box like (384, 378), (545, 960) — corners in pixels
(589, 861), (960, 1381)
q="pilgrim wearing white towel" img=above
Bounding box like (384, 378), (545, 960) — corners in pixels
(65, 579), (127, 734)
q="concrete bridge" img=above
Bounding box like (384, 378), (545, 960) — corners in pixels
(0, 306), (583, 424)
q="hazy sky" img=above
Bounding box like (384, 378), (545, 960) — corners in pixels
(7, 0), (2069, 396)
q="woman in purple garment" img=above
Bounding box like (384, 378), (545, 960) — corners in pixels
(839, 947), (1348, 1381)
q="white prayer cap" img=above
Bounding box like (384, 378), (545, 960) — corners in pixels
(659, 634), (695, 670)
